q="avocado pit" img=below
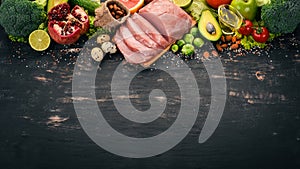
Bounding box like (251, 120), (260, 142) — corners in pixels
(206, 22), (216, 35)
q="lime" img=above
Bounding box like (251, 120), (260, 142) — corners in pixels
(173, 0), (193, 8)
(29, 30), (51, 51)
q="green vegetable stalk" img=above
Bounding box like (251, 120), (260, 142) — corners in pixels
(0, 0), (47, 39)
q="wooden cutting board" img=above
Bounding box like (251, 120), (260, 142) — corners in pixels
(140, 45), (171, 68)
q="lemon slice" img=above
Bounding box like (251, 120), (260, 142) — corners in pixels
(29, 30), (51, 51)
(173, 0), (193, 8)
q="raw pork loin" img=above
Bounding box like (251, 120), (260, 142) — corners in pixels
(139, 0), (193, 43)
(113, 0), (193, 64)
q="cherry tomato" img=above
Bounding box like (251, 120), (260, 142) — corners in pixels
(238, 20), (253, 36)
(252, 27), (270, 43)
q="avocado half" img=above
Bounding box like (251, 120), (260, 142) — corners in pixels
(198, 10), (222, 41)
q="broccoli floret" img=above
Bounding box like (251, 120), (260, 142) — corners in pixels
(0, 0), (47, 38)
(261, 0), (300, 34)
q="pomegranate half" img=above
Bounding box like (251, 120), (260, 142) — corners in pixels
(48, 3), (89, 45)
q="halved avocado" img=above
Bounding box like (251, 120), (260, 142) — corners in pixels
(47, 0), (69, 12)
(198, 10), (222, 41)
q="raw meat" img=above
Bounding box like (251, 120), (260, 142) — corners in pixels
(119, 26), (161, 57)
(113, 0), (193, 64)
(113, 28), (156, 64)
(139, 0), (193, 43)
(130, 13), (169, 48)
(126, 17), (163, 49)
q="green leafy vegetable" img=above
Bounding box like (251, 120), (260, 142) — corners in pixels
(0, 0), (47, 38)
(86, 16), (110, 39)
(240, 35), (267, 50)
(261, 0), (300, 34)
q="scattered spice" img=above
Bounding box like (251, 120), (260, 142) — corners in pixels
(211, 50), (219, 57)
(255, 71), (266, 81)
(203, 51), (210, 59)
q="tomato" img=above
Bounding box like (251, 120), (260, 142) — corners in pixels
(238, 20), (253, 36)
(252, 27), (270, 43)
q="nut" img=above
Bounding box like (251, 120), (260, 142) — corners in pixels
(216, 43), (223, 52)
(108, 2), (127, 20)
(94, 0), (130, 30)
(230, 43), (239, 50)
(225, 35), (232, 42)
(232, 36), (237, 43)
(221, 36), (226, 42)
(220, 44), (228, 48)
(116, 10), (123, 15)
